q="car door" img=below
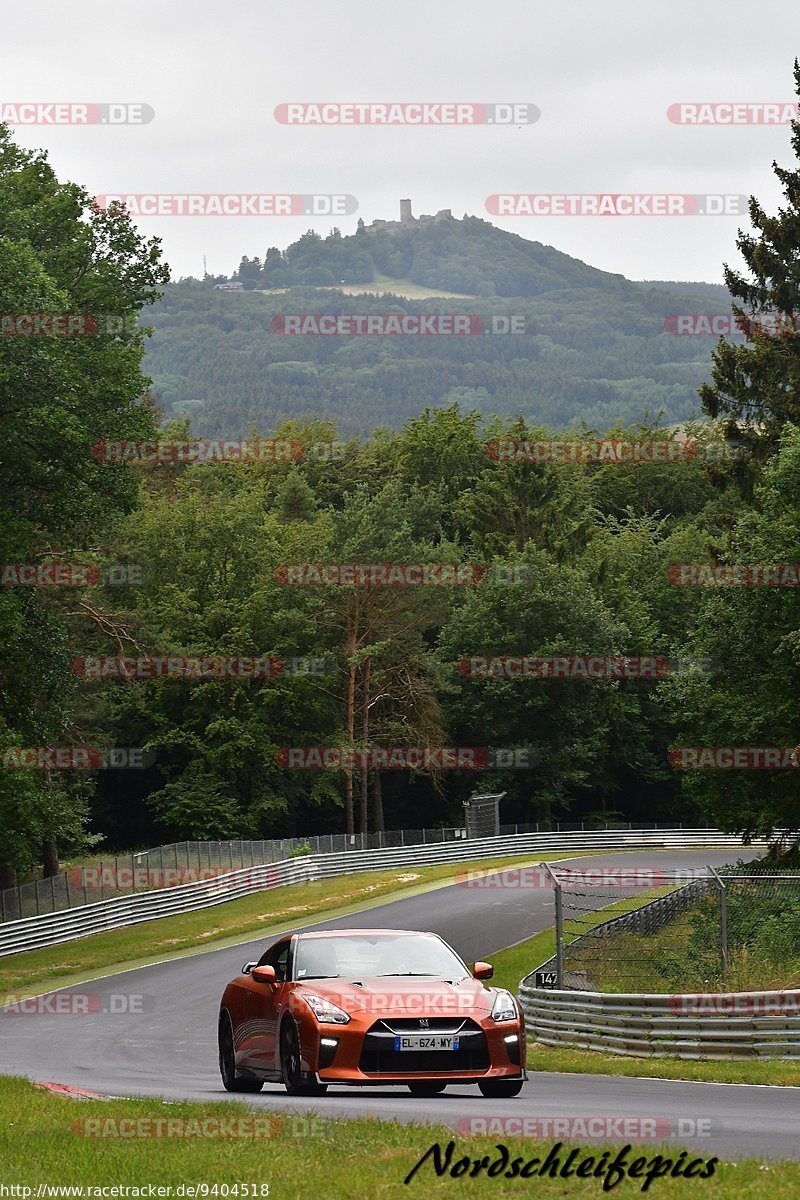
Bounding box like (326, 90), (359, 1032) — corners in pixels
(245, 938), (291, 1071)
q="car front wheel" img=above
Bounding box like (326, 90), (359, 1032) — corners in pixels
(478, 1078), (524, 1098)
(407, 1081), (447, 1096)
(280, 1019), (328, 1096)
(218, 1012), (263, 1093)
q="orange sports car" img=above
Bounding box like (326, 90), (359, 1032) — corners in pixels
(218, 928), (526, 1097)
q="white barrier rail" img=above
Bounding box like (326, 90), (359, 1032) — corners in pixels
(0, 828), (759, 958)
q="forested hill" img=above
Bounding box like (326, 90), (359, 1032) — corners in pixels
(144, 216), (732, 438)
(232, 215), (638, 295)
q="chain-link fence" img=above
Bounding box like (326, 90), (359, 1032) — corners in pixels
(0, 819), (713, 923)
(538, 861), (800, 993)
(463, 792), (505, 838)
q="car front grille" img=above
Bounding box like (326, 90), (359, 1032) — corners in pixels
(358, 1017), (490, 1075)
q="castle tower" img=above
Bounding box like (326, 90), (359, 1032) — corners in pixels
(399, 198), (413, 225)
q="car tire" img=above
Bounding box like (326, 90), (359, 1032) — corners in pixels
(478, 1078), (524, 1098)
(218, 1012), (263, 1093)
(407, 1081), (447, 1096)
(280, 1018), (328, 1096)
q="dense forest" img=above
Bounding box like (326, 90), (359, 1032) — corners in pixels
(145, 281), (731, 439)
(2, 102), (800, 884)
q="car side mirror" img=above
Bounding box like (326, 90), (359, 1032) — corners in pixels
(251, 965), (277, 985)
(242, 961), (257, 975)
(473, 961), (493, 980)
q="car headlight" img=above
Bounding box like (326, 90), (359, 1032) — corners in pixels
(490, 989), (518, 1022)
(301, 993), (351, 1024)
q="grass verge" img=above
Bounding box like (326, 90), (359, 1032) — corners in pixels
(0, 1076), (796, 1198)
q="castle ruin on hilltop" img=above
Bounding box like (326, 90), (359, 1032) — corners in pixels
(357, 199), (454, 234)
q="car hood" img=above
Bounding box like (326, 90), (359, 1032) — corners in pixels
(294, 975), (495, 1018)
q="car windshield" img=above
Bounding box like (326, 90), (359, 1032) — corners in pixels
(293, 933), (470, 981)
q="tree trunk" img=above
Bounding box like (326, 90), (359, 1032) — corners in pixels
(372, 769), (385, 844)
(0, 866), (17, 889)
(344, 605), (358, 838)
(42, 836), (59, 878)
(359, 656), (372, 835)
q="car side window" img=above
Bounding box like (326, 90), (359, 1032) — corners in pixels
(257, 940), (290, 982)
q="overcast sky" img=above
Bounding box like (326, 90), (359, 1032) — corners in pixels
(4, 1), (799, 284)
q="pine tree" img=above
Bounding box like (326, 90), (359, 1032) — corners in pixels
(700, 60), (800, 470)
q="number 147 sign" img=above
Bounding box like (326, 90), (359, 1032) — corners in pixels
(535, 971), (558, 989)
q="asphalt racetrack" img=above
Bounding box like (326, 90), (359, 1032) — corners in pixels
(2, 848), (796, 1161)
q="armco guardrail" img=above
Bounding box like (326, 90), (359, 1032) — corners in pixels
(0, 821), (716, 922)
(0, 828), (759, 958)
(517, 983), (800, 1059)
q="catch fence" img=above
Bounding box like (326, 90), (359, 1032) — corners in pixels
(537, 862), (800, 992)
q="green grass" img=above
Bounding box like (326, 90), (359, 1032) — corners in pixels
(524, 1042), (800, 1087)
(488, 929), (800, 1087)
(0, 853), (585, 998)
(0, 1077), (796, 1197)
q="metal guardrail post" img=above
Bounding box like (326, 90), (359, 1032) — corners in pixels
(708, 865), (728, 984)
(541, 861), (564, 987)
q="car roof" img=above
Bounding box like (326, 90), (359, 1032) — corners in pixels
(293, 928), (435, 939)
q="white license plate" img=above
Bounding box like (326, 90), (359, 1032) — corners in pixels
(393, 1034), (459, 1051)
